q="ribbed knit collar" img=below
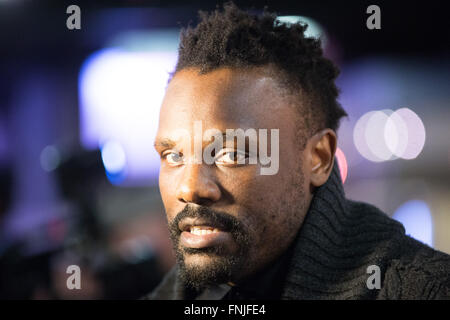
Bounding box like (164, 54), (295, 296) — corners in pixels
(280, 162), (405, 299)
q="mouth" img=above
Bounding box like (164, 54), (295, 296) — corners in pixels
(187, 226), (221, 235)
(178, 218), (229, 234)
(178, 219), (233, 250)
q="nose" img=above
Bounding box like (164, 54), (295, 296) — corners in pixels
(176, 163), (221, 205)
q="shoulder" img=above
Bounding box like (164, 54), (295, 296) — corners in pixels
(380, 236), (450, 299)
(344, 199), (450, 299)
(141, 266), (178, 300)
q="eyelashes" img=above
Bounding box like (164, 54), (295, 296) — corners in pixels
(214, 149), (248, 165)
(161, 149), (250, 166)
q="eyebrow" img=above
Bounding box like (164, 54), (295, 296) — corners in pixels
(153, 138), (177, 150)
(154, 132), (253, 150)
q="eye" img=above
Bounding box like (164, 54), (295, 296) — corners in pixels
(215, 150), (248, 165)
(163, 151), (184, 166)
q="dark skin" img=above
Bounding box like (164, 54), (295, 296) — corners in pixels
(154, 66), (337, 284)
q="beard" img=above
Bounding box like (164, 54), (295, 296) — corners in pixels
(168, 205), (250, 292)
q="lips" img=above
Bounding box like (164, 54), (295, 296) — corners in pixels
(178, 218), (232, 249)
(178, 218), (229, 234)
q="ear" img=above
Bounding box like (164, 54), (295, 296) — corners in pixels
(307, 129), (337, 188)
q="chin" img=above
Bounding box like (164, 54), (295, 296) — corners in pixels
(183, 251), (220, 266)
(177, 250), (243, 290)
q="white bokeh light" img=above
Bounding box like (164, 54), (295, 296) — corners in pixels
(384, 110), (408, 158)
(354, 111), (384, 162)
(395, 108), (426, 159)
(365, 110), (396, 161)
(353, 108), (426, 162)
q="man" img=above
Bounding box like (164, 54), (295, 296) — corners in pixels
(145, 3), (450, 299)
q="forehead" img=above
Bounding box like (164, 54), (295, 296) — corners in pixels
(157, 67), (299, 135)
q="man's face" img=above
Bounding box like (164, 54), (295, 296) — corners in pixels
(154, 67), (312, 290)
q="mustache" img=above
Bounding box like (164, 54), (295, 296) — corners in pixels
(168, 205), (245, 239)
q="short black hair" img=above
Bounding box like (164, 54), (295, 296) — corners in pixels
(174, 2), (347, 134)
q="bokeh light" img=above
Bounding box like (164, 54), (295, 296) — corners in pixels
(335, 147), (348, 184)
(101, 140), (128, 185)
(101, 140), (127, 175)
(40, 145), (61, 172)
(384, 110), (408, 158)
(393, 200), (433, 247)
(353, 111), (384, 162)
(365, 110), (396, 161)
(353, 108), (426, 162)
(394, 108), (426, 159)
(276, 15), (327, 47)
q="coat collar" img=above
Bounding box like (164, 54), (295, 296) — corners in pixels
(280, 163), (405, 299)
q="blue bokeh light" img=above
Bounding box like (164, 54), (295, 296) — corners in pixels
(393, 200), (433, 247)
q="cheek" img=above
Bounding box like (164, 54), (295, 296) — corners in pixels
(223, 171), (287, 232)
(239, 185), (302, 265)
(223, 163), (305, 255)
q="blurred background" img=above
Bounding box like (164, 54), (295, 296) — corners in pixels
(0, 0), (448, 299)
